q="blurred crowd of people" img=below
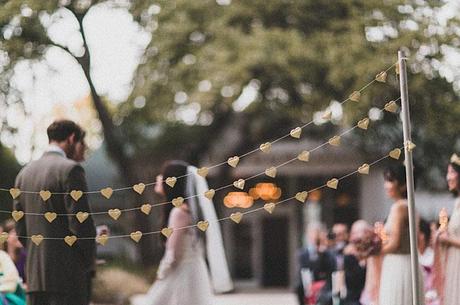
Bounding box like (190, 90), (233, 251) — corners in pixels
(296, 156), (460, 305)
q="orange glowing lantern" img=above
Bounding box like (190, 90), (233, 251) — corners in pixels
(249, 183), (282, 201)
(223, 192), (254, 209)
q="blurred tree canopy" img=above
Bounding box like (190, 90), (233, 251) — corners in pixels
(1, 0), (459, 263)
(0, 144), (20, 222)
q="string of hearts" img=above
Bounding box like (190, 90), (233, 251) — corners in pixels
(0, 62), (398, 198)
(1, 97), (404, 224)
(3, 146), (409, 247)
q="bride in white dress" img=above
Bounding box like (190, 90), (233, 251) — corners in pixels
(130, 161), (234, 305)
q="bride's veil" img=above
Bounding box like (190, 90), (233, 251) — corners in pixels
(186, 166), (234, 294)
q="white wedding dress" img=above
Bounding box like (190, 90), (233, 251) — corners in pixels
(131, 208), (213, 305)
(131, 166), (233, 305)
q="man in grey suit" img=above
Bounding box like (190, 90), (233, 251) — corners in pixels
(14, 120), (96, 305)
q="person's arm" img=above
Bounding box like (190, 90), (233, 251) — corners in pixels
(65, 165), (96, 272)
(438, 231), (460, 248)
(157, 207), (190, 279)
(0, 251), (20, 293)
(381, 204), (407, 254)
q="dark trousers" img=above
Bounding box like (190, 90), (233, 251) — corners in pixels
(28, 276), (92, 305)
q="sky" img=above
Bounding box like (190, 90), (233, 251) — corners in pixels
(1, 0), (460, 164)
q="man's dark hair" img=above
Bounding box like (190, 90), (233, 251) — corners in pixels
(47, 120), (85, 143)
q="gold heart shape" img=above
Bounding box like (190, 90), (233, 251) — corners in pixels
(357, 118), (370, 130)
(108, 209), (121, 220)
(328, 136), (341, 146)
(141, 204), (152, 215)
(130, 231), (143, 243)
(322, 110), (332, 121)
(375, 71), (387, 83)
(230, 212), (243, 224)
(96, 234), (109, 246)
(12, 210), (24, 222)
(40, 190), (52, 201)
(265, 167), (277, 178)
(358, 164), (370, 175)
(197, 167), (209, 178)
(31, 234), (44, 246)
(389, 148), (401, 160)
(264, 203), (276, 214)
(384, 100), (398, 113)
(197, 220), (209, 232)
(260, 142), (271, 153)
(290, 127), (302, 139)
(0, 232), (9, 244)
(161, 228), (173, 238)
(327, 178), (339, 190)
(172, 197), (184, 208)
(298, 151), (310, 162)
(233, 179), (245, 190)
(204, 189), (215, 200)
(44, 212), (57, 223)
(64, 235), (77, 247)
(405, 141), (416, 152)
(295, 191), (308, 203)
(133, 183), (146, 195)
(76, 212), (89, 223)
(9, 188), (21, 199)
(70, 190), (83, 201)
(349, 91), (361, 102)
(227, 156), (240, 168)
(165, 177), (177, 188)
(100, 187), (113, 199)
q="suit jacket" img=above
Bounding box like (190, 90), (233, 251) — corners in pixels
(14, 151), (96, 294)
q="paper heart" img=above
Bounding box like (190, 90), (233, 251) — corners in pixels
(31, 234), (44, 246)
(172, 197), (184, 208)
(358, 164), (370, 175)
(12, 210), (24, 222)
(260, 142), (272, 153)
(64, 235), (77, 247)
(290, 127), (302, 139)
(0, 232), (9, 244)
(197, 167), (209, 178)
(40, 190), (52, 201)
(100, 187), (113, 199)
(9, 188), (21, 199)
(375, 71), (387, 83)
(322, 110), (332, 120)
(349, 91), (361, 102)
(328, 136), (341, 146)
(265, 167), (277, 178)
(295, 191), (308, 203)
(233, 179), (245, 190)
(70, 190), (83, 201)
(230, 212), (243, 224)
(165, 177), (177, 188)
(264, 203), (276, 214)
(108, 209), (121, 220)
(141, 204), (152, 215)
(327, 178), (339, 190)
(389, 148), (401, 160)
(197, 220), (209, 232)
(227, 156), (240, 168)
(298, 151), (310, 162)
(96, 234), (109, 246)
(133, 183), (146, 195)
(384, 100), (398, 113)
(405, 141), (416, 152)
(161, 228), (173, 238)
(44, 212), (57, 223)
(357, 118), (370, 130)
(204, 189), (215, 200)
(130, 231), (143, 242)
(76, 212), (89, 223)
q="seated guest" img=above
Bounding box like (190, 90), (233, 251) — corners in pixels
(0, 231), (26, 305)
(3, 220), (26, 283)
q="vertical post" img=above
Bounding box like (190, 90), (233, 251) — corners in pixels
(398, 50), (422, 305)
